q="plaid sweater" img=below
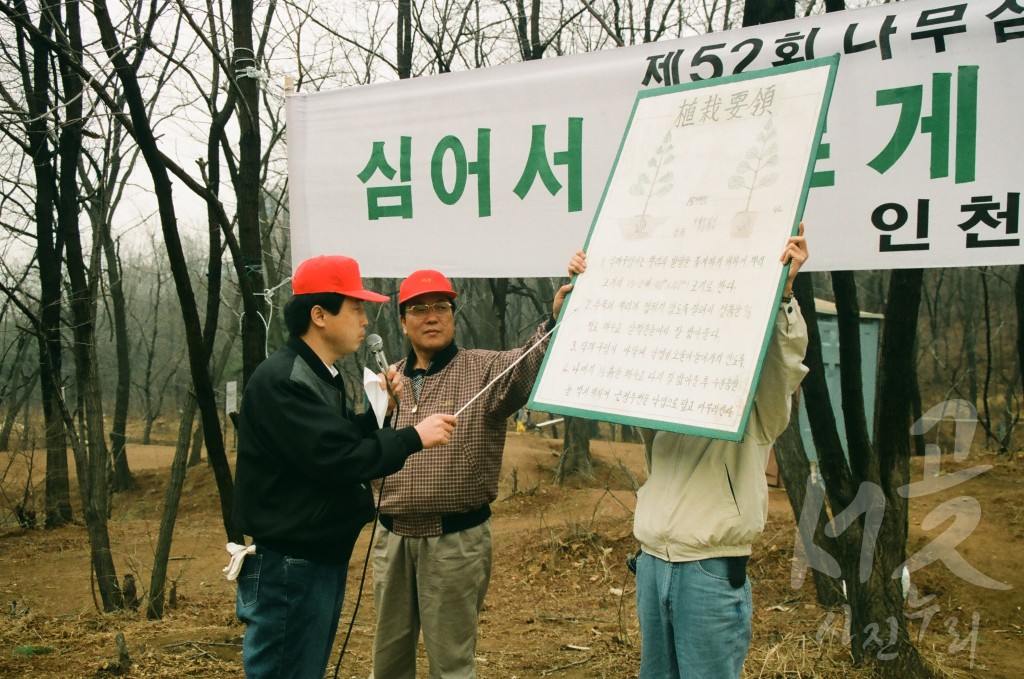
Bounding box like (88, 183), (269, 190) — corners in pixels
(379, 321), (553, 536)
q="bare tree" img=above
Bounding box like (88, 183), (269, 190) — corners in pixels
(0, 322), (37, 452)
(129, 252), (179, 444)
(84, 0), (242, 541)
(81, 102), (142, 493)
(738, 1), (939, 674)
(743, 0), (794, 25)
(231, 0), (273, 385)
(0, 0), (74, 530)
(1016, 264), (1024, 419)
(53, 0), (131, 610)
(0, 0), (130, 608)
(918, 266), (1020, 450)
(147, 390), (197, 619)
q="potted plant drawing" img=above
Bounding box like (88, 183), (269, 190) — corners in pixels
(619, 131), (674, 239)
(728, 118), (779, 238)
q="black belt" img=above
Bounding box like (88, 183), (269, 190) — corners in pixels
(380, 504), (491, 535)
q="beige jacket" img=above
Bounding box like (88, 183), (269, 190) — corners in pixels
(634, 300), (808, 562)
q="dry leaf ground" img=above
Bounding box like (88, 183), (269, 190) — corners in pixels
(1, 431), (1021, 677)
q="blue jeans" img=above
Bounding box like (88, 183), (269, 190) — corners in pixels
(235, 546), (348, 679)
(635, 552), (752, 679)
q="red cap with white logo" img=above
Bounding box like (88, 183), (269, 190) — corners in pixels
(398, 270), (458, 304)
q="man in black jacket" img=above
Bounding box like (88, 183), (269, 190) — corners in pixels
(232, 254), (456, 679)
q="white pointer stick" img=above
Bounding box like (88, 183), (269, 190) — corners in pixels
(453, 319), (562, 418)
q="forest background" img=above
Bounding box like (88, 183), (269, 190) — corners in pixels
(1, 0), (1021, 677)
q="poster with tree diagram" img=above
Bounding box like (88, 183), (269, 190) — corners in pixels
(529, 55), (838, 440)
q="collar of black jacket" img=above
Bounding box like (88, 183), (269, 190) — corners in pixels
(286, 334), (343, 386)
(403, 340), (459, 378)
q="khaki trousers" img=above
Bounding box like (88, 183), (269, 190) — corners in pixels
(370, 520), (492, 679)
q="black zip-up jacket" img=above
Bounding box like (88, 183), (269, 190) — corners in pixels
(233, 335), (423, 564)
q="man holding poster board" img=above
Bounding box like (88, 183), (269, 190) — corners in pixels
(518, 59), (829, 676)
(633, 227), (808, 678)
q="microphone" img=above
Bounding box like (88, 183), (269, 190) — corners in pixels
(366, 334), (389, 373)
(366, 334), (399, 403)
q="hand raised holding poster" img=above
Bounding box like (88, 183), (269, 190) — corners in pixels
(528, 56), (837, 441)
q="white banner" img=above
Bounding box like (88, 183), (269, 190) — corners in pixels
(286, 0), (1023, 276)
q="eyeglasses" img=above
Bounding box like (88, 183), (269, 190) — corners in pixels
(406, 301), (454, 318)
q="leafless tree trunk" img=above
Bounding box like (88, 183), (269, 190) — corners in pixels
(858, 269), (936, 677)
(3, 0), (74, 529)
(398, 0), (414, 78)
(58, 0), (125, 611)
(794, 269), (938, 677)
(0, 370), (36, 452)
(101, 226), (134, 491)
(84, 120), (138, 492)
(132, 263), (178, 445)
(148, 392), (197, 619)
(0, 332), (37, 451)
(555, 416), (594, 484)
(773, 394), (845, 608)
(191, 298), (242, 467)
(488, 278), (509, 349)
(231, 0), (270, 386)
(91, 0), (242, 541)
(742, 0), (794, 25)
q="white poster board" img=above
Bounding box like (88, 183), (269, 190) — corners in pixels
(528, 57), (837, 440)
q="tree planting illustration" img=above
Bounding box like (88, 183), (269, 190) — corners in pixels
(728, 117), (779, 238)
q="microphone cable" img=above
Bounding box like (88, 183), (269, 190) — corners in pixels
(330, 475), (386, 679)
(330, 351), (399, 678)
(329, 309), (564, 674)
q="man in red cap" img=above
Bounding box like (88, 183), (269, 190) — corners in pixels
(370, 254), (585, 679)
(232, 255), (457, 679)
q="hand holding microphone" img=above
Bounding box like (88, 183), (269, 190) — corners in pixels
(366, 333), (456, 446)
(367, 334), (400, 408)
(367, 334), (389, 373)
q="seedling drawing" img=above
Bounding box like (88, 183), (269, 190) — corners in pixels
(619, 131), (674, 239)
(728, 118), (779, 238)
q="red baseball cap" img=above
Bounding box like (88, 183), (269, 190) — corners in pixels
(399, 269), (458, 304)
(292, 255), (389, 302)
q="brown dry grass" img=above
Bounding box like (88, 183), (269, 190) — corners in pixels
(1, 433), (1021, 678)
